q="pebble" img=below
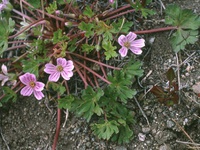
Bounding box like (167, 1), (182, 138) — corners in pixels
(142, 127), (151, 133)
(159, 144), (172, 150)
(138, 133), (146, 141)
(166, 120), (175, 128)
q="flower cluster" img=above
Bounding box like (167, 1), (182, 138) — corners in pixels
(19, 58), (74, 100)
(118, 32), (145, 57)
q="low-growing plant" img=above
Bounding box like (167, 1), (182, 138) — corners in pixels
(0, 0), (199, 149)
(150, 67), (179, 106)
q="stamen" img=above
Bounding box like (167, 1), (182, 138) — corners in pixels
(124, 42), (130, 48)
(29, 81), (35, 87)
(57, 65), (63, 72)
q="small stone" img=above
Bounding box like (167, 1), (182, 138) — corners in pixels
(138, 133), (146, 141)
(142, 127), (151, 133)
(166, 120), (175, 128)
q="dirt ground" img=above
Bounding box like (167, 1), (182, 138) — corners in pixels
(0, 0), (200, 150)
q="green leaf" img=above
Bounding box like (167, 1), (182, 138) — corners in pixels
(165, 4), (200, 30)
(165, 4), (200, 52)
(82, 44), (95, 53)
(74, 86), (104, 122)
(58, 95), (74, 109)
(112, 19), (133, 33)
(48, 82), (66, 95)
(170, 29), (198, 53)
(0, 18), (15, 54)
(1, 87), (17, 103)
(83, 5), (94, 18)
(91, 120), (119, 140)
(27, 0), (41, 9)
(102, 40), (117, 60)
(21, 55), (49, 77)
(108, 70), (137, 103)
(53, 29), (69, 44)
(111, 124), (133, 144)
(46, 1), (57, 14)
(78, 22), (94, 38)
(123, 60), (143, 78)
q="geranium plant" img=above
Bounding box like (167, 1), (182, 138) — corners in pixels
(0, 0), (199, 149)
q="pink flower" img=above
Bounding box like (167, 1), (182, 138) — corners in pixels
(109, 0), (114, 4)
(0, 64), (9, 86)
(44, 58), (74, 82)
(19, 73), (45, 100)
(0, 0), (8, 12)
(118, 32), (145, 57)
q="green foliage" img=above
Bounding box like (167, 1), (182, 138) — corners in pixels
(95, 21), (114, 40)
(27, 0), (41, 9)
(1, 87), (17, 105)
(78, 22), (94, 38)
(112, 18), (133, 33)
(46, 1), (57, 14)
(108, 70), (137, 103)
(91, 120), (119, 140)
(0, 18), (15, 54)
(82, 44), (95, 53)
(130, 0), (155, 18)
(48, 82), (66, 95)
(52, 29), (69, 44)
(165, 4), (200, 52)
(111, 124), (133, 144)
(83, 5), (94, 18)
(123, 60), (143, 78)
(73, 86), (104, 122)
(58, 95), (74, 109)
(21, 55), (49, 77)
(102, 40), (117, 60)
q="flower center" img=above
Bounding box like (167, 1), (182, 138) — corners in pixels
(29, 81), (35, 88)
(57, 65), (63, 72)
(124, 42), (130, 48)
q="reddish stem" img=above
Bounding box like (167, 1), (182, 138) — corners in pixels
(67, 52), (121, 70)
(134, 26), (178, 34)
(52, 108), (61, 150)
(75, 60), (111, 85)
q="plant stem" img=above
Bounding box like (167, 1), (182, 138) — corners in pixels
(52, 108), (61, 150)
(134, 26), (178, 34)
(67, 52), (121, 70)
(75, 60), (111, 85)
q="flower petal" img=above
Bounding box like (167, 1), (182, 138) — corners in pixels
(20, 86), (33, 96)
(33, 91), (44, 100)
(131, 39), (145, 48)
(61, 70), (73, 80)
(126, 32), (137, 42)
(1, 77), (9, 86)
(1, 64), (8, 75)
(129, 47), (142, 55)
(34, 81), (45, 91)
(44, 63), (57, 74)
(19, 73), (36, 85)
(65, 60), (74, 70)
(119, 47), (128, 57)
(57, 58), (67, 66)
(0, 74), (7, 80)
(118, 35), (126, 46)
(48, 72), (60, 82)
